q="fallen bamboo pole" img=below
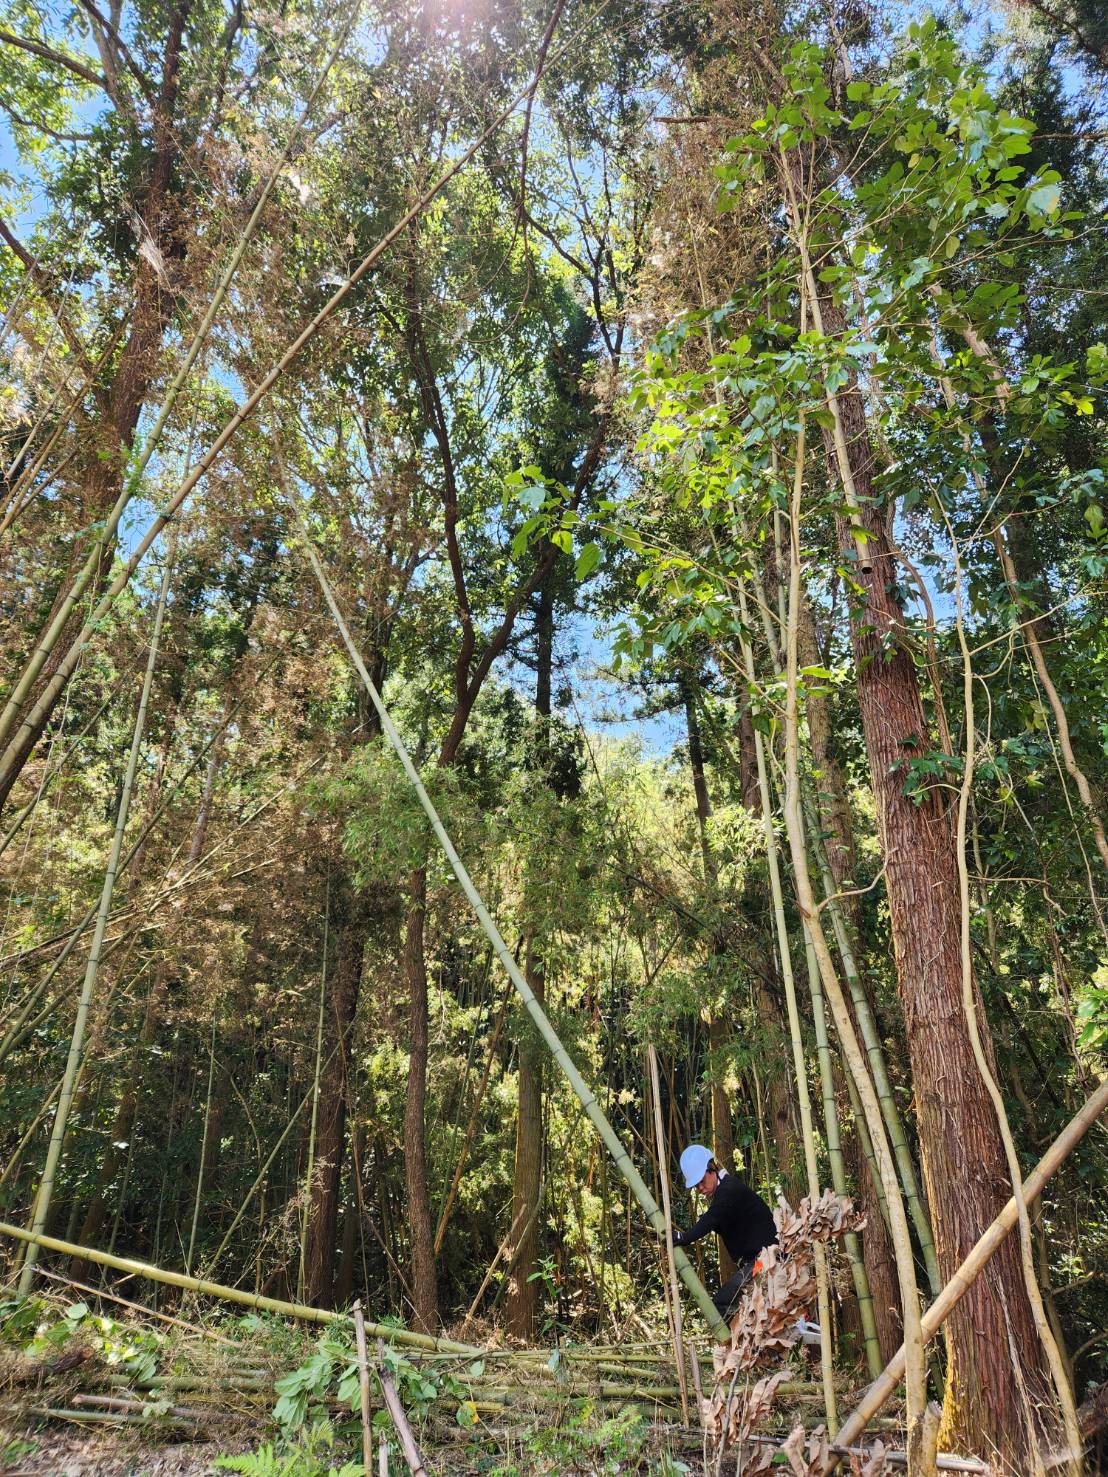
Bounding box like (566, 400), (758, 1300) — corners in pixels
(377, 1338), (430, 1477)
(70, 1392), (231, 1423)
(301, 533), (730, 1342)
(0, 1221), (482, 1355)
(34, 1266), (240, 1347)
(741, 1432), (990, 1474)
(829, 1074), (1108, 1467)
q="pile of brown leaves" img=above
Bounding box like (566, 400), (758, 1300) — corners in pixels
(704, 1189), (868, 1475)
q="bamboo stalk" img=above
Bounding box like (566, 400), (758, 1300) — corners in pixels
(830, 1074), (1108, 1467)
(770, 421), (928, 1445)
(376, 1338), (430, 1477)
(751, 536), (883, 1380)
(70, 1392), (229, 1422)
(0, 691), (252, 1066)
(802, 920), (882, 1378)
(733, 578), (838, 1428)
(22, 1404), (199, 1429)
(301, 534), (730, 1341)
(647, 1044), (689, 1423)
(0, 1220), (484, 1354)
(19, 535), (177, 1295)
(186, 1019), (217, 1276)
(804, 799), (941, 1297)
(749, 553), (941, 1303)
(741, 1433), (990, 1474)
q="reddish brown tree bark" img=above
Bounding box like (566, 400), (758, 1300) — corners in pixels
(0, 2), (191, 813)
(819, 297), (1059, 1464)
(800, 598), (903, 1361)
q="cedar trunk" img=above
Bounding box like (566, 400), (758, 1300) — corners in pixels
(823, 305), (1056, 1465)
(802, 608), (903, 1361)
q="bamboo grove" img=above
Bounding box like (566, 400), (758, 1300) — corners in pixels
(0, 0), (1106, 1471)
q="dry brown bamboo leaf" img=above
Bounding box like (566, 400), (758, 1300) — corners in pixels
(849, 1439), (890, 1476)
(706, 1193), (864, 1461)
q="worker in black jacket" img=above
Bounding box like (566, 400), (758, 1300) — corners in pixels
(671, 1143), (778, 1320)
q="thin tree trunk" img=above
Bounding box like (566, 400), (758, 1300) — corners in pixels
(506, 935), (545, 1338)
(507, 570), (556, 1338)
(402, 868), (436, 1331)
(305, 887), (367, 1309)
(681, 675), (737, 1278)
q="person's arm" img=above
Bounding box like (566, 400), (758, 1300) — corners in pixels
(671, 1199), (720, 1248)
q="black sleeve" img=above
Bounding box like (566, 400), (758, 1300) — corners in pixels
(672, 1200), (720, 1248)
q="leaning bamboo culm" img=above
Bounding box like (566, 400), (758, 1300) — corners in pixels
(748, 544), (882, 1381)
(18, 536), (177, 1294)
(647, 1044), (690, 1423)
(829, 1073), (1108, 1470)
(750, 548), (942, 1304)
(804, 798), (941, 1296)
(0, 691), (251, 1070)
(299, 531), (731, 1341)
(733, 573), (838, 1429)
(802, 921), (882, 1378)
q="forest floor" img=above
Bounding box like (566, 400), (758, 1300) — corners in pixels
(0, 1283), (847, 1476)
(0, 1428), (230, 1476)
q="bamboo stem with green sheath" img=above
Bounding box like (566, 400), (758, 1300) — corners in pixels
(298, 528), (730, 1341)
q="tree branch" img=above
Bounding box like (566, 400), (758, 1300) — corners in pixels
(0, 217), (98, 380)
(0, 28), (107, 91)
(75, 0), (156, 106)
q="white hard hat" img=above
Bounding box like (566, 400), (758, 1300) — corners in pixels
(680, 1144), (713, 1190)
